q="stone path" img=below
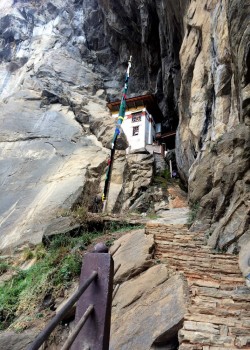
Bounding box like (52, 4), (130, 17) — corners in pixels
(146, 222), (250, 349)
(150, 207), (189, 225)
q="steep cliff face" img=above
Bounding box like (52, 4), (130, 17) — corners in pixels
(176, 0), (250, 252)
(0, 0), (111, 249)
(0, 0), (249, 253)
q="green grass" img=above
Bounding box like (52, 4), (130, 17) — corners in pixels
(22, 247), (34, 261)
(0, 262), (10, 276)
(153, 169), (172, 189)
(0, 233), (93, 330)
(0, 223), (142, 330)
(105, 221), (143, 233)
(71, 205), (88, 225)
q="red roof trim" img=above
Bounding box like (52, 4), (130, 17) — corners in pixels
(107, 94), (155, 111)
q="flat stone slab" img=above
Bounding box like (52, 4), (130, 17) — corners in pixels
(110, 229), (154, 283)
(110, 268), (188, 350)
(153, 207), (189, 225)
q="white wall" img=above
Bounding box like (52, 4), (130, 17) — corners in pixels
(112, 108), (155, 151)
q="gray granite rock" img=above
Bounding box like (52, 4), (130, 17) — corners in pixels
(0, 331), (36, 350)
(110, 229), (154, 283)
(111, 270), (188, 350)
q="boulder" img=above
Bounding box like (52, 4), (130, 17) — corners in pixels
(110, 270), (188, 350)
(0, 331), (36, 350)
(110, 229), (154, 283)
(89, 118), (128, 150)
(104, 151), (154, 213)
(121, 152), (154, 211)
(106, 151), (126, 212)
(167, 185), (188, 209)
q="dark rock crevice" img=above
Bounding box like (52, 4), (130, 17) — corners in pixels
(83, 0), (189, 132)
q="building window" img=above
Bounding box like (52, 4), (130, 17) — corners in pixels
(133, 126), (139, 136)
(132, 112), (142, 122)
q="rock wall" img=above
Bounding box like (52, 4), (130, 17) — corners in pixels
(176, 0), (250, 252)
(0, 0), (154, 250)
(91, 0), (249, 251)
(84, 0), (189, 130)
(1, 0), (170, 251)
(0, 0), (111, 249)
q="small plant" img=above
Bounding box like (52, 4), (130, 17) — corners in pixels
(54, 253), (81, 286)
(34, 244), (46, 260)
(0, 269), (28, 329)
(49, 235), (71, 250)
(187, 202), (200, 225)
(0, 262), (10, 276)
(153, 168), (172, 189)
(56, 208), (71, 218)
(105, 238), (115, 247)
(161, 168), (171, 180)
(147, 211), (158, 220)
(107, 221), (143, 233)
(71, 233), (92, 248)
(22, 247), (34, 261)
(72, 206), (88, 224)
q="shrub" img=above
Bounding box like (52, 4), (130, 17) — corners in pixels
(187, 202), (200, 225)
(54, 253), (81, 286)
(22, 247), (34, 261)
(0, 262), (10, 276)
(49, 235), (71, 250)
(72, 206), (88, 224)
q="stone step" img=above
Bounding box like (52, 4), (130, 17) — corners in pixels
(155, 244), (237, 259)
(190, 286), (250, 301)
(155, 242), (208, 250)
(160, 258), (240, 275)
(156, 249), (238, 265)
(179, 328), (236, 347)
(187, 305), (249, 318)
(179, 345), (235, 350)
(154, 234), (204, 242)
(184, 272), (244, 283)
(153, 224), (250, 349)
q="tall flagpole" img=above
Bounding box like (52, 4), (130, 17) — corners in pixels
(102, 56), (132, 212)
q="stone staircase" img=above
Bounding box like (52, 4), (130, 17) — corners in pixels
(146, 222), (250, 349)
(153, 152), (166, 174)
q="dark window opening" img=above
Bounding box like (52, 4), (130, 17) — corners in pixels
(133, 126), (139, 136)
(132, 111), (142, 122)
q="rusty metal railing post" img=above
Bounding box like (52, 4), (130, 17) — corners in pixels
(28, 271), (98, 350)
(71, 243), (114, 350)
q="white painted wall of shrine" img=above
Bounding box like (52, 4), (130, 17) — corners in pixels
(111, 108), (155, 152)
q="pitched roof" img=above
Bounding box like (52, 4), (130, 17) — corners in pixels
(107, 94), (163, 122)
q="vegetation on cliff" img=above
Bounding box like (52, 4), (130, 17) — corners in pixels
(0, 222), (141, 331)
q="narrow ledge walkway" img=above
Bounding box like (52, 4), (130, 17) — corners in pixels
(146, 222), (250, 350)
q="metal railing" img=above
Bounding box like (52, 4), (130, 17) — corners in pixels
(28, 243), (114, 350)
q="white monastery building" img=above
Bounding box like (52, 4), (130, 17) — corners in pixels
(107, 94), (161, 153)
